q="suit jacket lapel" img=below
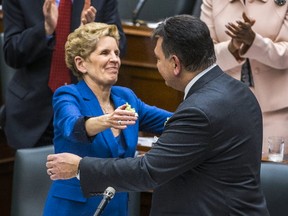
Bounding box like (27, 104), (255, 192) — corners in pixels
(76, 80), (102, 116)
(185, 65), (224, 99)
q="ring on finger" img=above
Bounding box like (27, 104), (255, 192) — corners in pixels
(117, 120), (122, 125)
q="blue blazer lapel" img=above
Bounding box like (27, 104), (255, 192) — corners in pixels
(76, 80), (102, 116)
(110, 89), (137, 157)
(76, 81), (120, 157)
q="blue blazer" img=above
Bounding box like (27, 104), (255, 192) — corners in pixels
(43, 80), (172, 216)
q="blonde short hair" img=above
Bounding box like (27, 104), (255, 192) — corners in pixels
(65, 22), (120, 80)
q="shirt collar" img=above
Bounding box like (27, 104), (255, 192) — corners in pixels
(184, 64), (217, 100)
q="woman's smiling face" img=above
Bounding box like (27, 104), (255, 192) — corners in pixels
(83, 36), (121, 87)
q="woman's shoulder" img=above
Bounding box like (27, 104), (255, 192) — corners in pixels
(54, 84), (78, 94)
(55, 80), (89, 94)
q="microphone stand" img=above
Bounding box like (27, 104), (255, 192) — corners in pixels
(94, 187), (116, 216)
(132, 0), (147, 25)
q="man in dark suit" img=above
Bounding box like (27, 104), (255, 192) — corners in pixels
(46, 15), (269, 215)
(2, 0), (126, 149)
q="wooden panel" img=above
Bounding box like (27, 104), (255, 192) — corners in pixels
(121, 24), (156, 68)
(118, 66), (183, 112)
(140, 192), (152, 216)
(0, 157), (14, 216)
(0, 130), (15, 216)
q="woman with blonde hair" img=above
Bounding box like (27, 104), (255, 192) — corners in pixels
(43, 22), (172, 216)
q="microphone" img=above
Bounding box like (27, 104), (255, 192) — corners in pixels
(94, 187), (116, 216)
(132, 0), (148, 25)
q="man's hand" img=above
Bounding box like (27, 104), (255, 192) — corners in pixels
(46, 153), (82, 180)
(81, 0), (97, 25)
(43, 0), (58, 35)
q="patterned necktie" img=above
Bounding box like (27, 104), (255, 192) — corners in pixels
(241, 59), (254, 87)
(48, 0), (72, 92)
(240, 1), (254, 87)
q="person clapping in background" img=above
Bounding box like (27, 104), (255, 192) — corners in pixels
(200, 0), (288, 156)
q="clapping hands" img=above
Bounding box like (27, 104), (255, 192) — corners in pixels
(43, 0), (58, 35)
(43, 0), (97, 36)
(225, 12), (256, 56)
(81, 0), (97, 25)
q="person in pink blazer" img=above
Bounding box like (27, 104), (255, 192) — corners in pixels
(200, 0), (288, 156)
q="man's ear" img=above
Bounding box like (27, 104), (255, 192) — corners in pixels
(74, 56), (87, 74)
(171, 55), (181, 76)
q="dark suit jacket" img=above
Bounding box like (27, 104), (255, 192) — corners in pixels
(2, 0), (126, 149)
(79, 66), (270, 215)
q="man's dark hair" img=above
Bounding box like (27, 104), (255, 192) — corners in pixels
(152, 15), (216, 72)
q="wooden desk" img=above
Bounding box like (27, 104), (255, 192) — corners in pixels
(117, 23), (183, 112)
(261, 155), (288, 164)
(0, 131), (15, 216)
